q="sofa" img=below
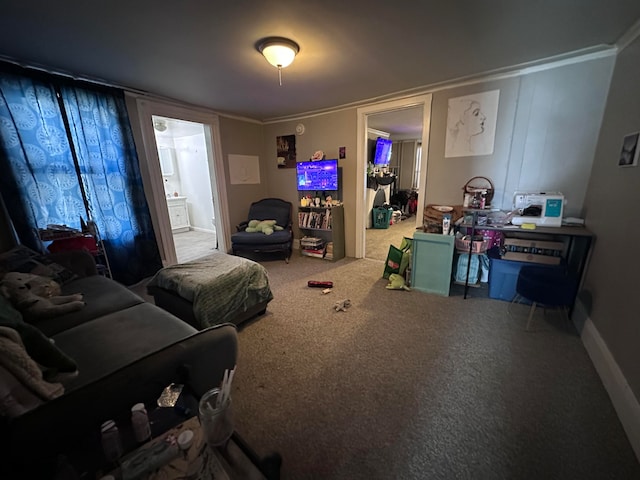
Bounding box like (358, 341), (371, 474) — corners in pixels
(0, 247), (238, 476)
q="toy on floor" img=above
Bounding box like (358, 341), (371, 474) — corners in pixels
(308, 281), (333, 288)
(386, 273), (411, 291)
(334, 299), (351, 312)
(0, 271), (85, 320)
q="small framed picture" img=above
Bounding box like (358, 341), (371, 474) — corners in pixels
(618, 132), (639, 167)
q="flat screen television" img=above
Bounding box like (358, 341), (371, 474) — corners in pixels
(373, 137), (393, 166)
(296, 159), (339, 191)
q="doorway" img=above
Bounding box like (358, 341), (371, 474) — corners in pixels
(152, 116), (217, 263)
(356, 94), (433, 259)
(131, 97), (231, 266)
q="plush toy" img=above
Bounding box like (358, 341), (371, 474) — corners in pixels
(245, 219), (284, 235)
(386, 273), (411, 291)
(0, 272), (85, 320)
(334, 299), (351, 312)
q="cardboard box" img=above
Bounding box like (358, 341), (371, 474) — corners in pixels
(503, 238), (564, 251)
(502, 251), (562, 265)
(503, 238), (564, 264)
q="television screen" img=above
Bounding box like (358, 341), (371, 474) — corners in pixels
(296, 159), (339, 191)
(373, 137), (393, 166)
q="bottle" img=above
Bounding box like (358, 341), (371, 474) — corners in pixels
(131, 402), (151, 443)
(100, 419), (123, 464)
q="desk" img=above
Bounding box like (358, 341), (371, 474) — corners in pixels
(459, 220), (594, 307)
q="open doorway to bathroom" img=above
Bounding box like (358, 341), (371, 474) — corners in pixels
(152, 115), (217, 263)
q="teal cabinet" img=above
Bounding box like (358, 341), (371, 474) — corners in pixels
(411, 232), (455, 296)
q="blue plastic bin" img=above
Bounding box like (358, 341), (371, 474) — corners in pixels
(488, 256), (525, 301)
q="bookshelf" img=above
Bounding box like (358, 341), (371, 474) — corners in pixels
(297, 204), (345, 261)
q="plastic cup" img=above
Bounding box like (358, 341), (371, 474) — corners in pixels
(198, 388), (233, 447)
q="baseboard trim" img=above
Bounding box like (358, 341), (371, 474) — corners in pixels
(189, 227), (216, 234)
(576, 302), (640, 461)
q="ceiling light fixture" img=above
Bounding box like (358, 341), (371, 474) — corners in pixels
(153, 119), (167, 132)
(257, 37), (299, 86)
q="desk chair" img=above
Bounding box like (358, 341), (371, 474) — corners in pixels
(515, 265), (578, 331)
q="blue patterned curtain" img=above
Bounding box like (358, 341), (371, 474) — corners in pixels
(0, 75), (86, 248)
(0, 68), (162, 284)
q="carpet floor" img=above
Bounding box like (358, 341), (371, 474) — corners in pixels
(229, 253), (639, 479)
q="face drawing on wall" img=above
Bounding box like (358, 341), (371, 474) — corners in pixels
(445, 90), (499, 158)
(449, 100), (487, 153)
(464, 101), (486, 137)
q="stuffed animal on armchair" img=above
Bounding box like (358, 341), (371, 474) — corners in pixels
(0, 272), (85, 320)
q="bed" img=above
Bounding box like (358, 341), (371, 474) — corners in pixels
(146, 252), (273, 329)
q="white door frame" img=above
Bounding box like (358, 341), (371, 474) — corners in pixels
(132, 98), (230, 265)
(355, 94), (433, 258)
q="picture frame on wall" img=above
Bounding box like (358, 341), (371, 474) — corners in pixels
(276, 134), (297, 168)
(618, 132), (639, 167)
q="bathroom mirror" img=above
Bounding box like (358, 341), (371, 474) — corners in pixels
(159, 147), (174, 176)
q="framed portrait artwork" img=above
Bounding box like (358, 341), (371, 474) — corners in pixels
(618, 132), (639, 167)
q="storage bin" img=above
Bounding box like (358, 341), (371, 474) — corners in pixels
(488, 256), (525, 302)
(372, 207), (392, 229)
(488, 255), (562, 302)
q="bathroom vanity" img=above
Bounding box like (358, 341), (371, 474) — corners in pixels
(167, 196), (190, 233)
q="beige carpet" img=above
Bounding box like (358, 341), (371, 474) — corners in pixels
(365, 215), (419, 261)
(129, 249), (639, 479)
(228, 253), (639, 480)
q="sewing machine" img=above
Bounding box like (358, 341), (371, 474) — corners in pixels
(510, 192), (564, 227)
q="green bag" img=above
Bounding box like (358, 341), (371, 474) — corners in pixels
(382, 237), (413, 279)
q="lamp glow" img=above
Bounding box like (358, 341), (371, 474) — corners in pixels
(257, 37), (299, 85)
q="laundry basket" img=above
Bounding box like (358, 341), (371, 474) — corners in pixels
(373, 207), (393, 229)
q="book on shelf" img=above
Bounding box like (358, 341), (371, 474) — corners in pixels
(325, 241), (334, 260)
(299, 209), (333, 230)
(301, 247), (326, 258)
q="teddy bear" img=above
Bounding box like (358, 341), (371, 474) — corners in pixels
(0, 271), (85, 320)
(245, 219), (284, 235)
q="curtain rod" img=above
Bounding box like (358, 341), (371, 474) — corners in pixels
(0, 55), (152, 97)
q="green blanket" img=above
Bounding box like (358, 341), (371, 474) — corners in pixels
(147, 253), (273, 329)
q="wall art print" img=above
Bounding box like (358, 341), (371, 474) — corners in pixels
(445, 90), (500, 158)
(618, 132), (639, 167)
(276, 134), (296, 168)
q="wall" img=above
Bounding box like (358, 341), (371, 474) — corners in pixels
(260, 55), (615, 256)
(262, 110), (357, 256)
(174, 134), (215, 231)
(425, 55), (615, 215)
(218, 117), (267, 232)
(580, 34), (640, 431)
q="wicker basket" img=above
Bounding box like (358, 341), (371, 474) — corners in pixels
(455, 237), (490, 254)
(462, 176), (494, 207)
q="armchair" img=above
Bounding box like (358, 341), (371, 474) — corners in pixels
(231, 198), (293, 263)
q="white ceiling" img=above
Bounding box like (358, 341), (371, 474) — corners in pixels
(1, 0), (639, 127)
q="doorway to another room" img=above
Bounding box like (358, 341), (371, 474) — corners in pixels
(152, 116), (217, 263)
(358, 98), (432, 260)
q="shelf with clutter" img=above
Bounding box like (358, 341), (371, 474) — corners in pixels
(38, 219), (112, 278)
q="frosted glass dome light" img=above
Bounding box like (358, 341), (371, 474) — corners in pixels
(257, 37), (300, 85)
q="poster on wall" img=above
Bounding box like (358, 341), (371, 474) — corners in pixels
(228, 154), (260, 184)
(618, 132), (639, 167)
(445, 89), (500, 158)
(276, 134), (297, 168)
